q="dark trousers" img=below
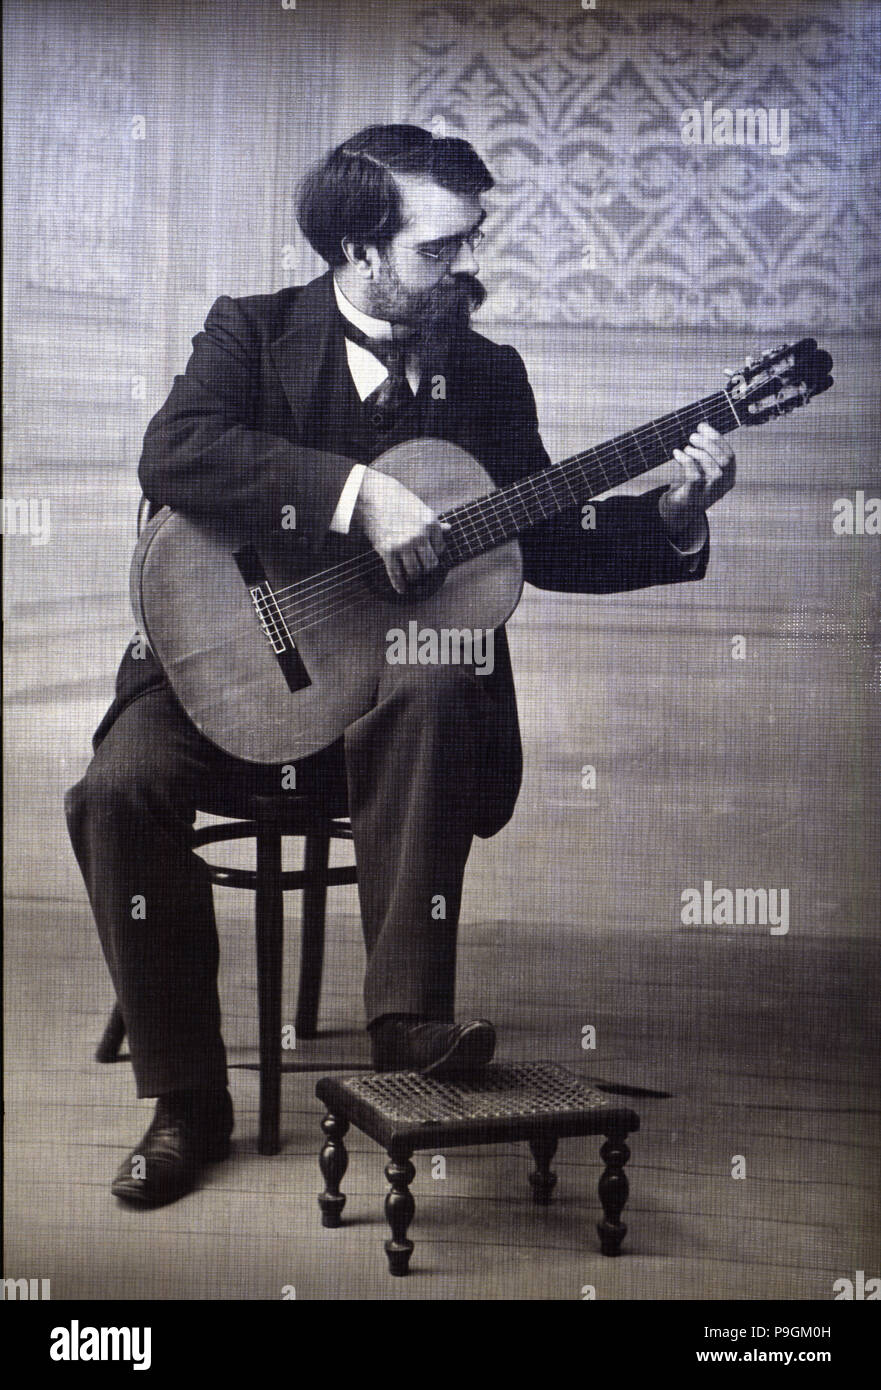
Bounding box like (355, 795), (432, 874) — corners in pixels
(64, 664), (503, 1097)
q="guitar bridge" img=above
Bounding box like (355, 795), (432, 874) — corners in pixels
(233, 546), (312, 694)
(250, 584), (289, 655)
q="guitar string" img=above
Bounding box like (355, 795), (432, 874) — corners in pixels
(270, 394), (736, 631)
(267, 390), (732, 609)
(263, 395), (735, 641)
(269, 358), (811, 621)
(269, 395), (737, 632)
(265, 394), (736, 632)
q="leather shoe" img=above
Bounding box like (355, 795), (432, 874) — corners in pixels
(111, 1089), (233, 1208)
(371, 1017), (496, 1077)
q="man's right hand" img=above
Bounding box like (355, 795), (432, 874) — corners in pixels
(353, 468), (450, 595)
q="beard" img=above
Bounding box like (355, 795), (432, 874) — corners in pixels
(370, 258), (487, 354)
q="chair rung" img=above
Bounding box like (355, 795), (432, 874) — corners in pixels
(193, 821), (257, 848)
(193, 818), (354, 850)
(203, 863), (358, 890)
(320, 866), (359, 887)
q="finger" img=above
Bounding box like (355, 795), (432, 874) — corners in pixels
(689, 455), (723, 485)
(682, 444), (724, 476)
(672, 448), (702, 483)
(690, 428), (733, 468)
(398, 546), (425, 584)
(694, 421), (721, 442)
(427, 520), (448, 558)
(694, 421), (731, 457)
(414, 537), (440, 571)
(384, 554), (408, 595)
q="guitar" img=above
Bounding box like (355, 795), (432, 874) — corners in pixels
(131, 339), (833, 763)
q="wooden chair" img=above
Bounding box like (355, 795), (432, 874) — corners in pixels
(96, 791), (357, 1155)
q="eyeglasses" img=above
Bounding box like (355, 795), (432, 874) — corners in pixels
(400, 228), (485, 266)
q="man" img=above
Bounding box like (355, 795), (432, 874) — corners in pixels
(65, 125), (735, 1209)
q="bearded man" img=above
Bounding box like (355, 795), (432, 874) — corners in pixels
(65, 124), (735, 1208)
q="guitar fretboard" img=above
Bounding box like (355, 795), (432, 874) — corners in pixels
(440, 387), (740, 565)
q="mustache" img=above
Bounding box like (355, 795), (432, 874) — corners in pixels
(430, 273), (486, 313)
(411, 274), (487, 346)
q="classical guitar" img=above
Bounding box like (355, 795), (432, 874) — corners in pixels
(131, 339), (833, 763)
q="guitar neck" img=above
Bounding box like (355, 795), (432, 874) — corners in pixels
(440, 387), (740, 565)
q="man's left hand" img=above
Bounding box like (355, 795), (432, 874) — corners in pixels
(658, 421), (736, 549)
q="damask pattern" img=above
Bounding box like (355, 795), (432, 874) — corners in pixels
(404, 0), (881, 329)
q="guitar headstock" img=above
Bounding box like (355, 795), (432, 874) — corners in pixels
(725, 339), (834, 425)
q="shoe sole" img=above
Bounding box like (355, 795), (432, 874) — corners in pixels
(422, 1021), (496, 1078)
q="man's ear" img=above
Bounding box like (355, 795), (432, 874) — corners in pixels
(340, 236), (379, 278)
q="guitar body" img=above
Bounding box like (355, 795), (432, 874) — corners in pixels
(131, 438), (524, 763)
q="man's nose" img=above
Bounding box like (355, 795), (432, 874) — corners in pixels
(451, 240), (479, 275)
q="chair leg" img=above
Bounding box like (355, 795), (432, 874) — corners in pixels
(95, 1002), (126, 1062)
(296, 829), (330, 1039)
(255, 817), (284, 1155)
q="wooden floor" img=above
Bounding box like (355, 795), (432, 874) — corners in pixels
(4, 330), (879, 1300)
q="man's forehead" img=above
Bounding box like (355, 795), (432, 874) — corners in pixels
(393, 173), (484, 238)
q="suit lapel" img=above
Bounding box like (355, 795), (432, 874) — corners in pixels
(270, 270), (340, 433)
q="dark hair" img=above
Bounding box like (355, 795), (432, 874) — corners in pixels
(296, 124), (494, 268)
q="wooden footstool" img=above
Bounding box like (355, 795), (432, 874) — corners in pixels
(315, 1062), (639, 1276)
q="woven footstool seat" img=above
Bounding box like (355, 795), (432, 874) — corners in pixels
(315, 1062), (639, 1276)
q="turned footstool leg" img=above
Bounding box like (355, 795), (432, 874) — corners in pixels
(318, 1112), (349, 1228)
(528, 1134), (558, 1204)
(597, 1127), (631, 1256)
(384, 1149), (416, 1276)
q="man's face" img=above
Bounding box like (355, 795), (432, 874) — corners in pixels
(365, 174), (487, 341)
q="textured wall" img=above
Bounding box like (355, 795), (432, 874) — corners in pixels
(6, 0), (879, 355)
(402, 0), (881, 328)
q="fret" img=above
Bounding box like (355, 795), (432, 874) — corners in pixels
(646, 419), (671, 457)
(457, 508), (483, 556)
(629, 429), (651, 469)
(590, 454), (614, 491)
(560, 470), (581, 508)
(531, 476), (555, 521)
(607, 436), (630, 480)
(639, 419), (664, 458)
(497, 490), (522, 532)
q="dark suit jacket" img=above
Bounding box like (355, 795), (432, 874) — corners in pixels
(96, 271), (709, 832)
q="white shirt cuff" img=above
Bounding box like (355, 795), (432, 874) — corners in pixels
(329, 464), (368, 534)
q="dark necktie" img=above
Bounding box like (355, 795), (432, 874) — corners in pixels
(341, 320), (416, 425)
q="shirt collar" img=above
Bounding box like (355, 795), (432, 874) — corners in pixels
(333, 276), (395, 341)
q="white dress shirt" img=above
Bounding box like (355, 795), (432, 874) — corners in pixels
(328, 278), (420, 534)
